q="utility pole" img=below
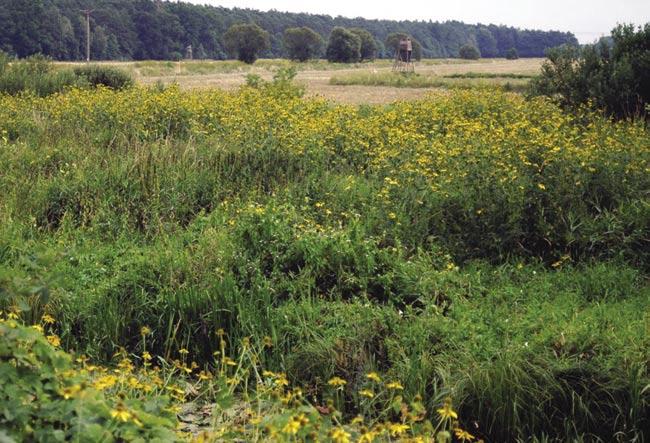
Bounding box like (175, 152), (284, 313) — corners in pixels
(81, 9), (93, 62)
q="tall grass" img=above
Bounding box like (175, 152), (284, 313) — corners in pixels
(329, 71), (531, 91)
(0, 83), (648, 440)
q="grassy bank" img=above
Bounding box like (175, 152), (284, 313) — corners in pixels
(1, 84), (648, 441)
(329, 71), (531, 91)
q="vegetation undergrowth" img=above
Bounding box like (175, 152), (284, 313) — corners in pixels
(0, 80), (648, 441)
(329, 71), (530, 91)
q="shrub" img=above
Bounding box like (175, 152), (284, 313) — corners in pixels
(223, 23), (270, 64)
(505, 47), (519, 60)
(0, 318), (179, 441)
(326, 27), (361, 63)
(459, 44), (481, 60)
(529, 23), (650, 119)
(0, 53), (82, 96)
(283, 26), (324, 62)
(350, 28), (377, 61)
(73, 65), (134, 89)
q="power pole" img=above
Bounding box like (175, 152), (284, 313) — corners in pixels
(81, 9), (94, 62)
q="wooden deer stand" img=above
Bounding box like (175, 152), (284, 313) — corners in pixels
(393, 38), (415, 73)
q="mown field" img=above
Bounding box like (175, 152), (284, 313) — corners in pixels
(56, 58), (544, 104)
(0, 71), (649, 442)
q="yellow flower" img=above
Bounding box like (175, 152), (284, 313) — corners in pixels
(454, 428), (476, 441)
(328, 376), (347, 387)
(46, 335), (61, 347)
(537, 183), (546, 190)
(330, 427), (351, 443)
(437, 399), (458, 420)
(282, 417), (301, 435)
(359, 389), (375, 398)
(388, 423), (410, 436)
(386, 381), (404, 390)
(140, 326), (151, 336)
(110, 407), (132, 422)
(179, 348), (189, 355)
(59, 384), (82, 400)
(366, 372), (381, 383)
(41, 314), (56, 324)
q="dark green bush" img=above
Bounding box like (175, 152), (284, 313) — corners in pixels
(0, 53), (82, 96)
(505, 47), (519, 60)
(459, 44), (481, 60)
(529, 23), (650, 119)
(73, 65), (134, 89)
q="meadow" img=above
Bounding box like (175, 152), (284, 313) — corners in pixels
(0, 67), (648, 441)
(55, 58), (544, 104)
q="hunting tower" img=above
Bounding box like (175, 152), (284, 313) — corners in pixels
(393, 38), (415, 72)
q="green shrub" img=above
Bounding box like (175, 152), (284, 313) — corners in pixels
(0, 53), (82, 96)
(0, 318), (179, 442)
(73, 65), (134, 89)
(505, 47), (519, 60)
(459, 44), (481, 60)
(529, 23), (650, 119)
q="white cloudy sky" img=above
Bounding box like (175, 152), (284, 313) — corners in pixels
(188, 0), (650, 43)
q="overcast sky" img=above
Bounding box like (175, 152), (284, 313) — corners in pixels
(188, 0), (650, 43)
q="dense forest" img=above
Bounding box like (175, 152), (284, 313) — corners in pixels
(0, 0), (578, 60)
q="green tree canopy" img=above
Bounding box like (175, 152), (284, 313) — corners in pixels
(385, 33), (422, 61)
(350, 28), (377, 61)
(459, 44), (481, 60)
(505, 47), (519, 60)
(283, 26), (323, 62)
(223, 23), (269, 64)
(529, 23), (650, 119)
(326, 27), (361, 63)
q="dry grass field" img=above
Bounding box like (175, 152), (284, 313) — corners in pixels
(58, 58), (544, 104)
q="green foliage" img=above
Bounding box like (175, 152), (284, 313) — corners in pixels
(350, 28), (377, 61)
(223, 23), (270, 64)
(0, 0), (577, 60)
(0, 85), (647, 440)
(283, 27), (324, 62)
(459, 44), (481, 60)
(73, 65), (134, 89)
(529, 23), (650, 119)
(329, 71), (531, 92)
(385, 33), (423, 61)
(506, 47), (519, 60)
(0, 53), (82, 96)
(326, 27), (361, 63)
(0, 319), (179, 442)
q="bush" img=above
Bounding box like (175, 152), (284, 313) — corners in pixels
(0, 318), (179, 441)
(283, 27), (324, 62)
(529, 23), (650, 119)
(505, 47), (519, 60)
(223, 23), (270, 64)
(73, 65), (134, 89)
(350, 28), (377, 61)
(459, 44), (481, 60)
(326, 27), (361, 63)
(0, 53), (83, 96)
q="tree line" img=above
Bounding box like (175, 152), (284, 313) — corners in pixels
(0, 0), (577, 61)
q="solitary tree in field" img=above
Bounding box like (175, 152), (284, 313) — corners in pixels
(385, 33), (423, 61)
(350, 28), (377, 61)
(459, 44), (481, 60)
(326, 27), (361, 63)
(223, 23), (270, 64)
(283, 27), (324, 62)
(505, 47), (519, 60)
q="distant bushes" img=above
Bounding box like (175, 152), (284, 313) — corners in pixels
(0, 52), (133, 96)
(459, 44), (481, 60)
(529, 23), (650, 119)
(73, 64), (134, 89)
